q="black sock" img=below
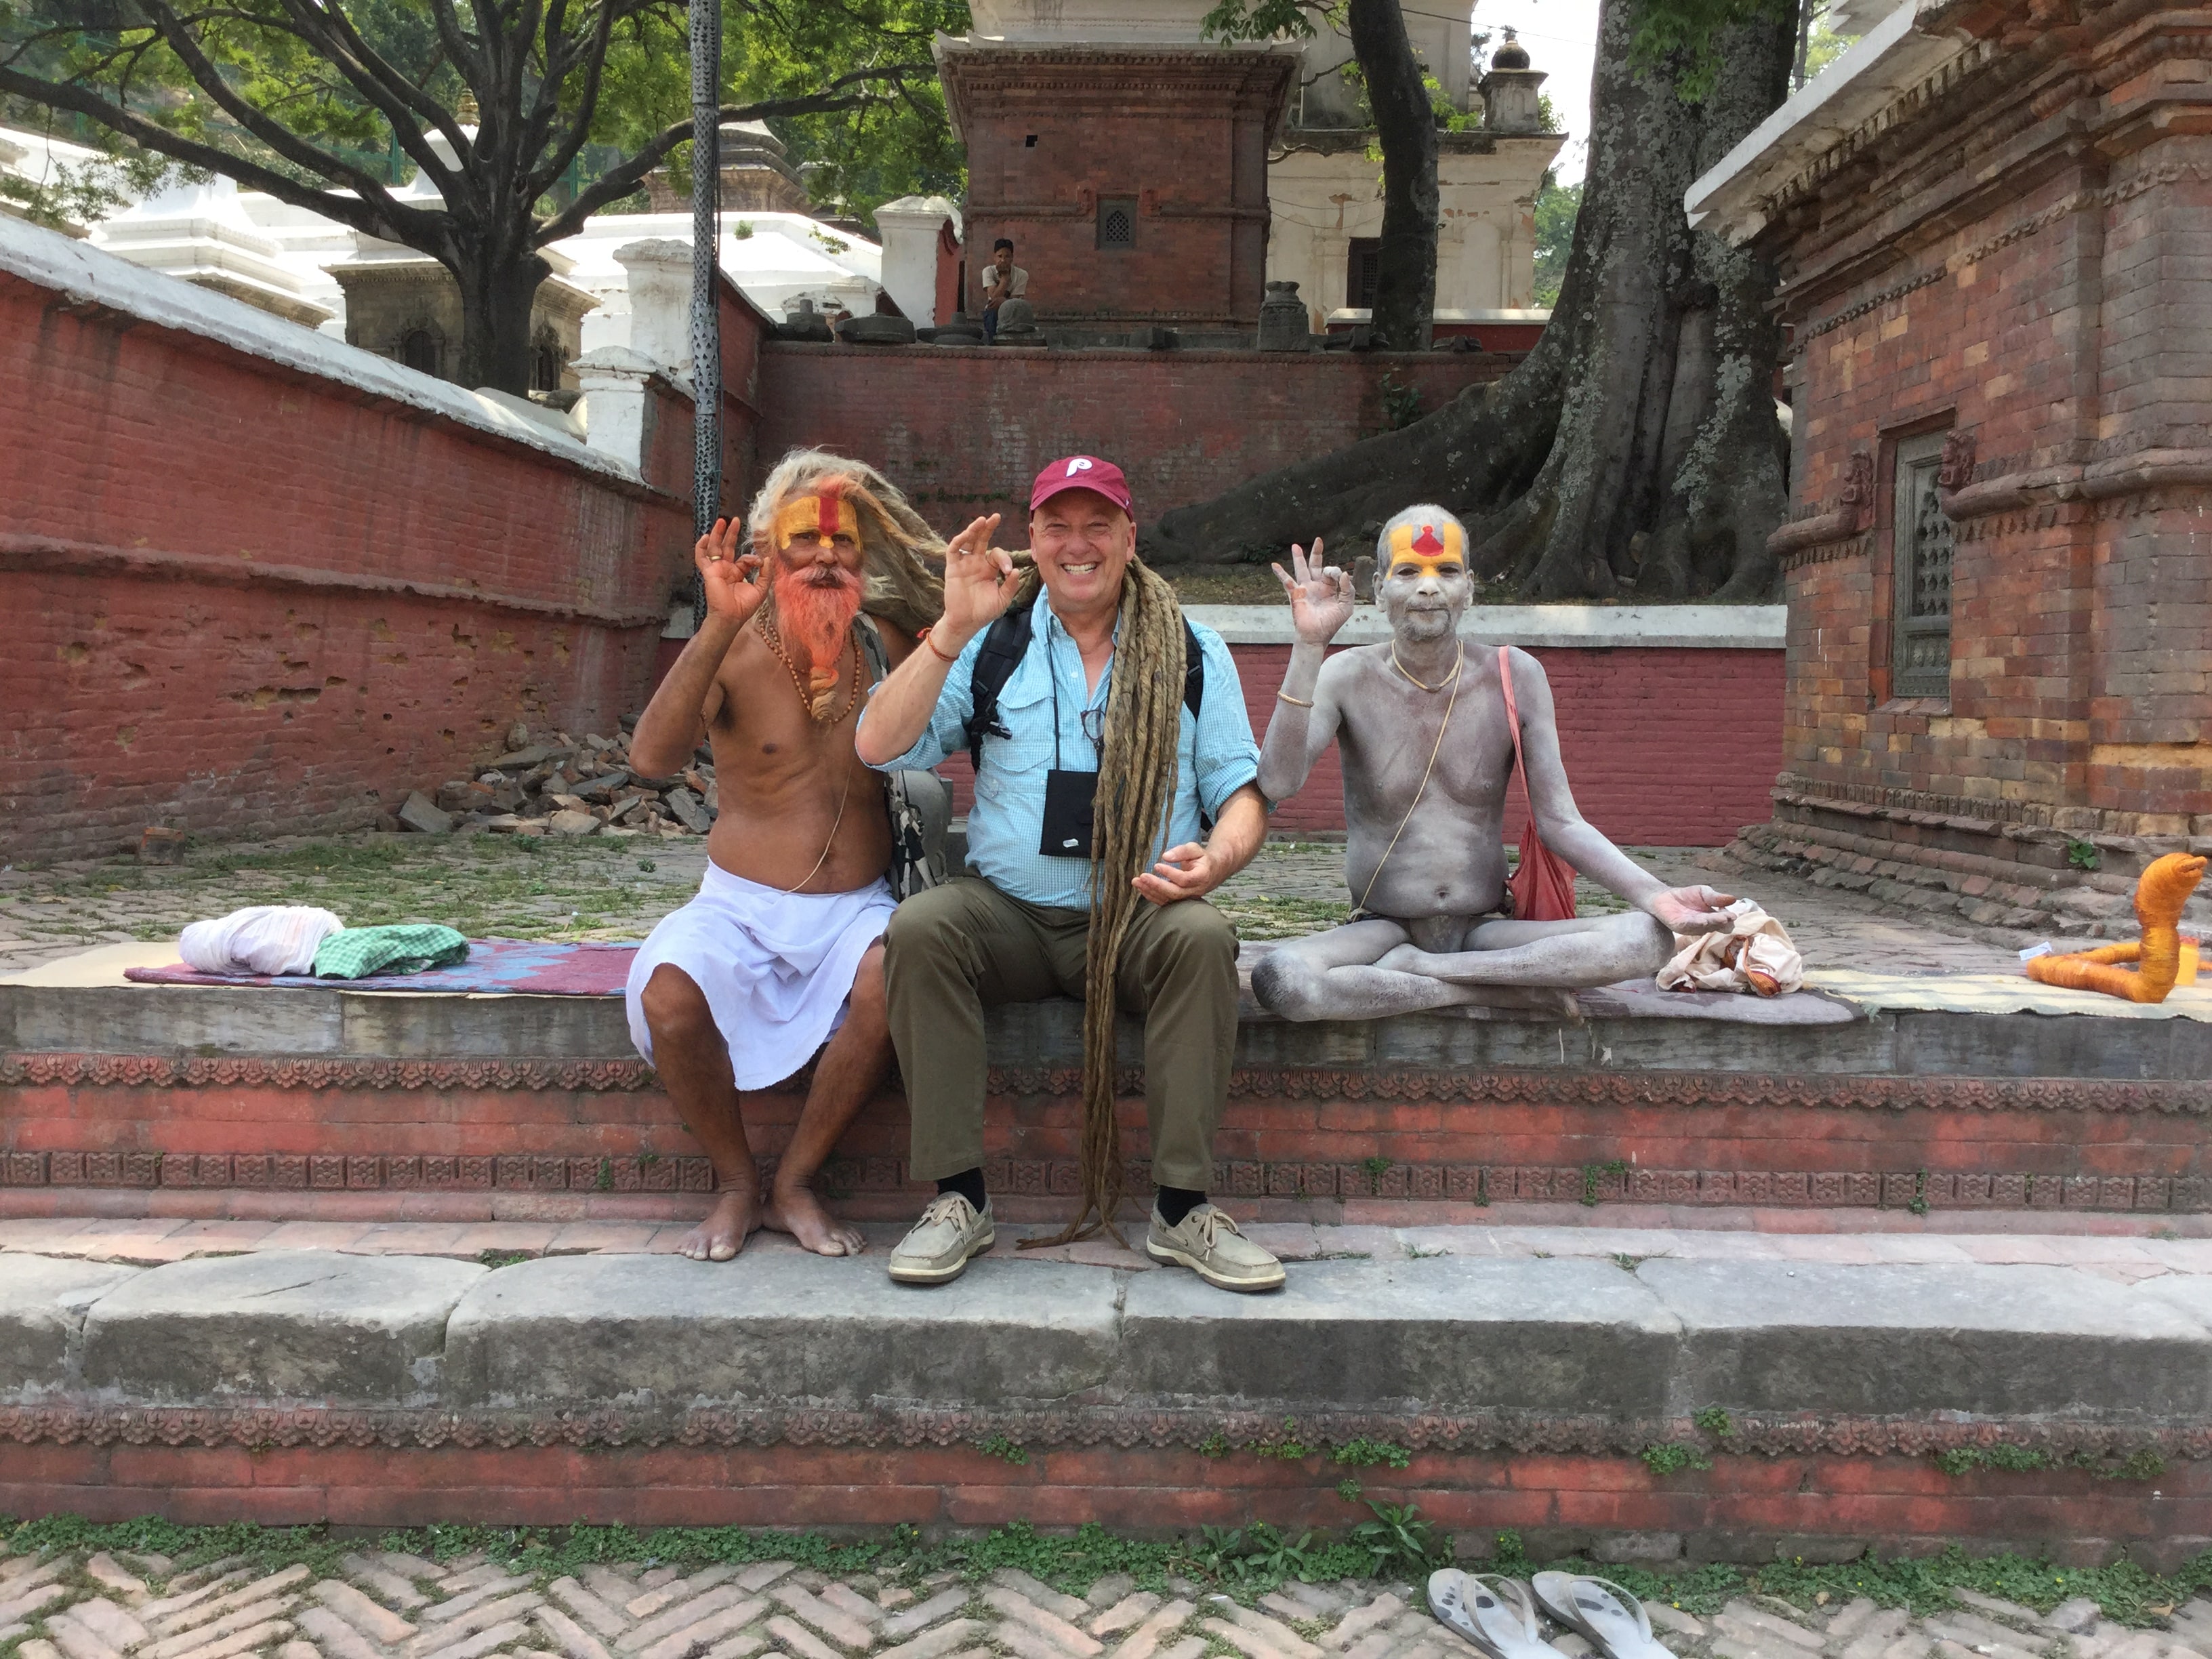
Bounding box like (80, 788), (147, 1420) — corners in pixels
(1155, 1186), (1205, 1227)
(937, 1168), (987, 1211)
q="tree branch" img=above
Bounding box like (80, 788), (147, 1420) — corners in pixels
(533, 67), (924, 241)
(0, 62), (445, 251)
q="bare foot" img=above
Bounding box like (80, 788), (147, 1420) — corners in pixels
(679, 1189), (760, 1262)
(764, 1183), (867, 1256)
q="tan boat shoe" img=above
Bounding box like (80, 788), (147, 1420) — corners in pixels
(887, 1191), (996, 1286)
(1145, 1202), (1286, 1292)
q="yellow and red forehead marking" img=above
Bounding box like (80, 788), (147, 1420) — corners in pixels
(773, 481), (855, 548)
(1386, 517), (1466, 575)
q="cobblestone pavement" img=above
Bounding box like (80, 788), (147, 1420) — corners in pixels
(0, 837), (2020, 977)
(1, 1543), (2206, 1659)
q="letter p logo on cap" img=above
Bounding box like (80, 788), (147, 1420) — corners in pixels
(1031, 454), (1132, 514)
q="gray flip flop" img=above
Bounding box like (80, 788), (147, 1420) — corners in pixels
(1529, 1572), (1677, 1659)
(1429, 1572), (1572, 1659)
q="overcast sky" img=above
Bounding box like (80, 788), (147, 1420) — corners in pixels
(1467, 0), (1602, 182)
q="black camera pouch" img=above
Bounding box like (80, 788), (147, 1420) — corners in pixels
(1039, 768), (1099, 859)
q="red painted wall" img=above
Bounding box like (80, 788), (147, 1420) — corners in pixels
(755, 344), (1517, 536)
(0, 266), (725, 861)
(929, 643), (1781, 846)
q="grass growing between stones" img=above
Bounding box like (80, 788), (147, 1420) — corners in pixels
(5, 1515), (2212, 1624)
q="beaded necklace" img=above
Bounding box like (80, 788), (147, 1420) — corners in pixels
(756, 605), (861, 723)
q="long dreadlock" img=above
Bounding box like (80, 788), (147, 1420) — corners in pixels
(743, 447), (946, 635)
(1018, 554), (1189, 1248)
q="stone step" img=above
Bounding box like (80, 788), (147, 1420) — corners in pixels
(2, 1242), (2208, 1555)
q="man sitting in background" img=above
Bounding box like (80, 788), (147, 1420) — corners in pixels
(980, 238), (1027, 342)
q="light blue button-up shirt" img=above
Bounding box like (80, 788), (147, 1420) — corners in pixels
(863, 589), (1261, 910)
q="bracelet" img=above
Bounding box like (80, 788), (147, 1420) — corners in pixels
(1275, 690), (1314, 708)
(921, 626), (959, 665)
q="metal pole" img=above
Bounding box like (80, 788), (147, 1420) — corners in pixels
(689, 0), (723, 623)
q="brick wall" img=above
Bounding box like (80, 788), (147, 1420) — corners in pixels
(756, 345), (1516, 536)
(0, 221), (764, 862)
(924, 641), (1782, 846)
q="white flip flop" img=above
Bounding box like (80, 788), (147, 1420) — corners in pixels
(1429, 1572), (1574, 1659)
(1528, 1572), (1677, 1659)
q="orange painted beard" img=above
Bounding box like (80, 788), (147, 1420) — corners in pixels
(772, 554), (863, 686)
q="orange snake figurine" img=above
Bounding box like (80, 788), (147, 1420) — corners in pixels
(2025, 851), (2207, 1003)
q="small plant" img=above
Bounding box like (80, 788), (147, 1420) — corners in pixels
(1641, 1442), (1713, 1476)
(1332, 1438), (1412, 1470)
(1197, 1431), (1230, 1459)
(1254, 1418), (1309, 1459)
(1582, 1159), (1628, 1207)
(1361, 1154), (1393, 1194)
(975, 1434), (1029, 1466)
(1693, 1407), (1736, 1439)
(638, 859), (657, 872)
(1349, 1499), (1443, 1579)
(1907, 1169), (1931, 1217)
(477, 1249), (533, 1269)
(595, 1158), (614, 1191)
(733, 221), (754, 240)
(1380, 371), (1422, 431)
(1336, 1477), (1364, 1502)
(1610, 1252), (1645, 1272)
(2066, 838), (2100, 872)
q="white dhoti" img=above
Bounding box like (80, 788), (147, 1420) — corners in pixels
(624, 863), (896, 1088)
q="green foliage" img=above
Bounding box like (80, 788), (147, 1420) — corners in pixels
(1197, 1431), (1231, 1459)
(1359, 1155), (1393, 1194)
(1692, 1406), (1736, 1438)
(1254, 1419), (1309, 1460)
(975, 1434), (1029, 1466)
(1335, 1477), (1364, 1502)
(1626, 0), (1799, 104)
(1347, 1500), (1445, 1580)
(1801, 8), (1853, 79)
(1639, 1442), (1713, 1476)
(1531, 173), (1580, 310)
(2066, 838), (2101, 872)
(476, 1250), (533, 1269)
(1582, 1159), (1627, 1207)
(1331, 1439), (1411, 1470)
(1199, 0), (1324, 44)
(1934, 1445), (2165, 1482)
(1379, 373), (1422, 432)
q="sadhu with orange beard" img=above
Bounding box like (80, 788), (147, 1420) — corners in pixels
(626, 449), (944, 1262)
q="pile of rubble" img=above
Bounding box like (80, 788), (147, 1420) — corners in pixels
(386, 721), (718, 839)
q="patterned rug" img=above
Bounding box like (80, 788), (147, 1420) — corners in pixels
(123, 937), (636, 996)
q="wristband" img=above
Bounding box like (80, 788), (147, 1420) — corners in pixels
(1275, 690), (1314, 708)
(922, 626), (960, 665)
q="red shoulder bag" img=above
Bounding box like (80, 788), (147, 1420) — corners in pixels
(1497, 645), (1578, 922)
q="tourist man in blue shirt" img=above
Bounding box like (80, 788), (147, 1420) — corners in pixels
(856, 455), (1284, 1293)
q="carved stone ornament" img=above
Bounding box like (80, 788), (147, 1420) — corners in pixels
(1840, 450), (1876, 530)
(1940, 426), (1978, 494)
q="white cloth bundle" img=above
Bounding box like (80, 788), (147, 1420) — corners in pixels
(179, 905), (346, 976)
(1656, 899), (1804, 998)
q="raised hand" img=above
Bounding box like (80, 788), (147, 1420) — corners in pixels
(695, 517), (767, 626)
(1645, 884), (1739, 936)
(940, 512), (1019, 644)
(1270, 539), (1355, 646)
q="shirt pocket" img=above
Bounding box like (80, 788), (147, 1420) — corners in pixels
(972, 677), (1056, 804)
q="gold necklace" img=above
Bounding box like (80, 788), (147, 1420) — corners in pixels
(1391, 640), (1463, 693)
(755, 607), (861, 723)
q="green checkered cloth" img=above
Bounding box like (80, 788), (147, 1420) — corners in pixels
(312, 924), (470, 979)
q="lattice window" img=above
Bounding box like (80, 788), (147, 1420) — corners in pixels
(1097, 197), (1135, 249)
(1891, 432), (1954, 699)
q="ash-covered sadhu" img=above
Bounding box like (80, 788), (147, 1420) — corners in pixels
(623, 449), (943, 1263)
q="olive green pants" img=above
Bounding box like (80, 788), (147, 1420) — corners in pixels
(882, 876), (1239, 1191)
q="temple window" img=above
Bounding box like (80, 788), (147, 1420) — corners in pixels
(399, 327), (438, 375)
(1891, 431), (1954, 699)
(1347, 238), (1381, 308)
(1097, 197), (1136, 249)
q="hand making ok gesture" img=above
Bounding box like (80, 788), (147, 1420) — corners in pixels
(939, 513), (1019, 646)
(694, 516), (769, 627)
(1271, 538), (1355, 647)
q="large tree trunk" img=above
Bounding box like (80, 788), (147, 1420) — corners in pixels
(453, 245), (553, 394)
(1351, 0), (1437, 350)
(1144, 0), (1796, 602)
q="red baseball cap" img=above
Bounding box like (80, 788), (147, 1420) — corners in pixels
(1030, 455), (1132, 516)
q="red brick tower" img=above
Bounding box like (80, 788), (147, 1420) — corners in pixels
(937, 3), (1298, 344)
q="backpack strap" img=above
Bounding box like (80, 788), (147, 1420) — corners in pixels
(1182, 617), (1211, 833)
(962, 603), (1036, 761)
(855, 615), (890, 687)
